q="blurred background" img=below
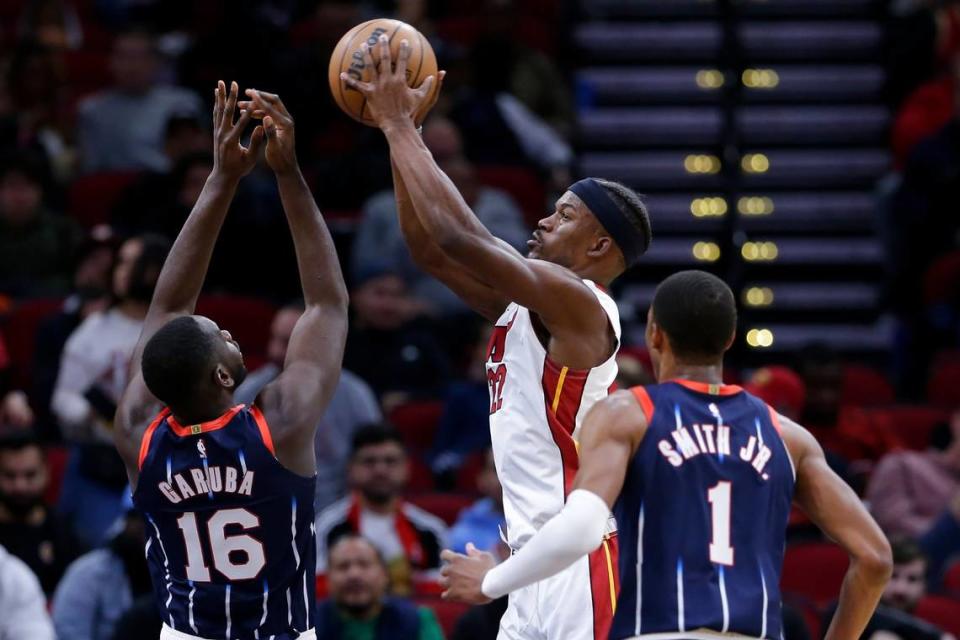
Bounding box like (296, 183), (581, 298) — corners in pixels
(0, 0), (958, 639)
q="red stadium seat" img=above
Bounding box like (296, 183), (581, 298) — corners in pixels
(928, 352), (960, 409)
(944, 561), (960, 596)
(840, 364), (894, 407)
(2, 298), (64, 390)
(388, 401), (444, 452)
(407, 457), (435, 492)
(860, 406), (951, 451)
(406, 493), (473, 526)
(914, 595), (960, 637)
(43, 445), (69, 506)
(781, 542), (848, 608)
(474, 165), (546, 227)
(195, 295), (277, 371)
(68, 171), (141, 228)
(63, 50), (112, 97)
(414, 597), (470, 637)
(455, 451), (487, 493)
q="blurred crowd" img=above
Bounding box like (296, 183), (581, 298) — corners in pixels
(0, 1), (957, 639)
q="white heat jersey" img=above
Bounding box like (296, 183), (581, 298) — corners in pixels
(486, 279), (621, 548)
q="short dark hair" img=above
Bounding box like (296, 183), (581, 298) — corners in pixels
(595, 179), (652, 260)
(328, 533), (388, 568)
(142, 316), (217, 409)
(890, 537), (926, 566)
(350, 424), (406, 458)
(652, 270), (737, 362)
(0, 431), (44, 457)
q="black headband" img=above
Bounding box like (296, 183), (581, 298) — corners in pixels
(569, 178), (648, 267)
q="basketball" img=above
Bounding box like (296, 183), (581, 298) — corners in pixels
(328, 18), (438, 126)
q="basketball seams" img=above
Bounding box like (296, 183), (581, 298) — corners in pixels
(334, 22), (369, 123)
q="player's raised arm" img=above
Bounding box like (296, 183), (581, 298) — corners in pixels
(343, 37), (625, 361)
(439, 390), (648, 604)
(240, 89), (349, 477)
(114, 81), (263, 479)
(781, 416), (893, 640)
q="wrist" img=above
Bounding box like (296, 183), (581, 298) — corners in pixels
(207, 170), (241, 189)
(381, 117), (419, 138)
(480, 565), (502, 600)
(275, 166), (305, 183)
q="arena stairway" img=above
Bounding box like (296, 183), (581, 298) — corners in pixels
(573, 0), (893, 362)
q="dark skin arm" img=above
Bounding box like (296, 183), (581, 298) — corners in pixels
(344, 37), (612, 369)
(238, 90), (349, 477)
(780, 416), (893, 640)
(114, 81), (264, 488)
(440, 390), (647, 603)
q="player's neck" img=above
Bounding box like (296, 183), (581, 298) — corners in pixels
(171, 396), (235, 426)
(659, 361), (725, 386)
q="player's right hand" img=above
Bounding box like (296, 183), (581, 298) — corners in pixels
(240, 90), (298, 176)
(212, 80), (264, 180)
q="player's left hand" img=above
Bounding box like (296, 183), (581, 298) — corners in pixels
(340, 34), (437, 131)
(439, 543), (497, 605)
(239, 89), (298, 176)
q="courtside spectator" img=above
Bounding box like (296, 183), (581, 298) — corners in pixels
(316, 535), (445, 640)
(235, 302), (382, 511)
(0, 153), (82, 297)
(52, 502), (151, 640)
(867, 412), (960, 537)
(0, 543), (56, 640)
(0, 432), (81, 595)
(77, 28), (202, 173)
(316, 425), (448, 596)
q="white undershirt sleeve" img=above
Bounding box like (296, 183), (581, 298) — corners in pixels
(480, 489), (610, 599)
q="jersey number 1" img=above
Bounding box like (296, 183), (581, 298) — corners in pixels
(707, 481), (734, 566)
(177, 509), (266, 581)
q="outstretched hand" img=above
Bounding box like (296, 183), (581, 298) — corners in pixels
(340, 34), (440, 131)
(439, 543), (497, 605)
(212, 80), (264, 180)
(238, 89), (298, 176)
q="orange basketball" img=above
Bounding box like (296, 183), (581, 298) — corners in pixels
(328, 18), (439, 126)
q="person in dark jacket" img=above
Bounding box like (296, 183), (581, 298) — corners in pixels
(316, 534), (445, 640)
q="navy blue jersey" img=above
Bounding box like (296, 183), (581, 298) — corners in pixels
(612, 380), (795, 640)
(133, 404), (316, 639)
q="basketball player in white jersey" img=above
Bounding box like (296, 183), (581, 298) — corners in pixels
(342, 37), (652, 639)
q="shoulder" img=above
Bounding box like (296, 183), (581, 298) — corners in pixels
(77, 92), (113, 116)
(64, 311), (108, 347)
(0, 545), (41, 589)
(315, 496), (351, 533)
(59, 548), (118, 583)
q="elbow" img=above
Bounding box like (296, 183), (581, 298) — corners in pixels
(857, 537), (894, 586)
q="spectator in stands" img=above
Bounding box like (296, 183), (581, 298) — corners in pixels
(448, 449), (507, 558)
(0, 328), (35, 434)
(0, 432), (82, 596)
(17, 0), (85, 50)
(111, 151), (212, 240)
(824, 537), (951, 640)
(451, 598), (508, 640)
(428, 322), (493, 483)
(32, 230), (116, 438)
(797, 344), (902, 463)
(919, 490), (960, 589)
(77, 28), (202, 173)
(316, 534), (445, 640)
(235, 302), (382, 511)
(744, 365), (807, 421)
(0, 153), (83, 297)
(52, 502), (152, 640)
(352, 117), (528, 316)
(867, 412), (960, 538)
(0, 543), (56, 640)
(52, 233), (169, 547)
(343, 268), (451, 402)
(0, 42), (72, 180)
(316, 425), (449, 597)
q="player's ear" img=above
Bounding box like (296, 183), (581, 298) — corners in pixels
(215, 364), (235, 389)
(723, 330), (736, 353)
(586, 234), (612, 259)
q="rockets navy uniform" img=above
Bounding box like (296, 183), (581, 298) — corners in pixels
(612, 380), (795, 640)
(134, 404), (316, 640)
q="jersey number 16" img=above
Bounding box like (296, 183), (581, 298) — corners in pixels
(177, 508), (266, 582)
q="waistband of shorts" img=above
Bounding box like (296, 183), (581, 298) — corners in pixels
(161, 624), (316, 640)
